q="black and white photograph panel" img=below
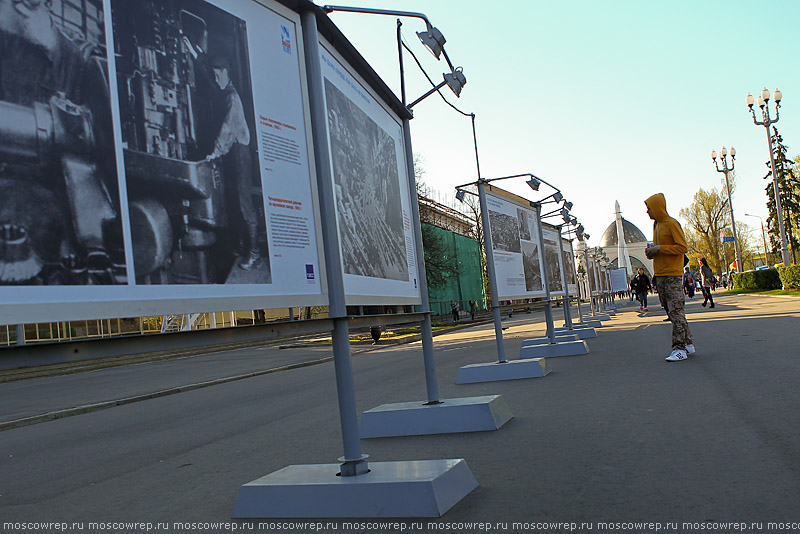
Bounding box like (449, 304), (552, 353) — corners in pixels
(543, 236), (564, 293)
(489, 210), (521, 253)
(0, 0), (126, 286)
(112, 0), (270, 285)
(517, 208), (531, 241)
(521, 241), (543, 292)
(563, 246), (576, 285)
(325, 79), (408, 282)
(587, 258), (597, 293)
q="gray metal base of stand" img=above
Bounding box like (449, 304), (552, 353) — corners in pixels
(456, 358), (549, 384)
(519, 339), (589, 359)
(569, 319), (603, 328)
(233, 459), (478, 518)
(360, 395), (513, 438)
(522, 334), (580, 345)
(554, 326), (597, 339)
(589, 314), (612, 322)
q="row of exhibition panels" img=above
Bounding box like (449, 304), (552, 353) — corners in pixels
(1, 0), (581, 330)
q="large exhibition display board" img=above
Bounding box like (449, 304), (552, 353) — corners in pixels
(586, 255), (600, 296)
(318, 37), (421, 305)
(561, 238), (578, 295)
(0, 0), (325, 324)
(541, 224), (565, 297)
(485, 188), (547, 300)
(610, 269), (629, 292)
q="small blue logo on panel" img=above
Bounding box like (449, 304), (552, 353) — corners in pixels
(281, 26), (292, 54)
(306, 264), (315, 282)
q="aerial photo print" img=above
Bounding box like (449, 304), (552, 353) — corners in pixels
(325, 79), (408, 282)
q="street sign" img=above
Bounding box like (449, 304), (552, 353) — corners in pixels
(721, 236), (736, 243)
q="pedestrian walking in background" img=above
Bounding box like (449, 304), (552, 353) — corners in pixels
(683, 266), (696, 298)
(645, 193), (695, 362)
(631, 267), (652, 311)
(469, 300), (477, 321)
(451, 300), (459, 323)
(700, 257), (716, 308)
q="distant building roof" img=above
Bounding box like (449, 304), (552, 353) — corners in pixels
(418, 194), (474, 237)
(599, 218), (648, 246)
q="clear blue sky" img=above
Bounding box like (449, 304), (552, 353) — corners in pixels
(323, 0), (800, 248)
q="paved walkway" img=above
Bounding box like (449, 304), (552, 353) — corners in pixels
(1, 293), (799, 533)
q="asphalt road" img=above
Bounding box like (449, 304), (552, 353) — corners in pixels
(1, 293), (799, 534)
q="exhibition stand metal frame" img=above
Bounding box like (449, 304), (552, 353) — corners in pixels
(235, 3), (497, 519)
(451, 174), (587, 384)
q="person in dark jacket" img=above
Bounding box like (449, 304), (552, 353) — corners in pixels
(683, 266), (696, 298)
(631, 267), (652, 311)
(699, 257), (715, 308)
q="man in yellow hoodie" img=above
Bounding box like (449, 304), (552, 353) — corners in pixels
(644, 193), (695, 361)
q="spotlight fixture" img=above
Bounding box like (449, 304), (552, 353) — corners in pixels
(443, 68), (467, 97)
(416, 25), (446, 60)
(527, 177), (541, 191)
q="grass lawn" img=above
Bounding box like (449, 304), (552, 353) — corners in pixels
(725, 288), (800, 297)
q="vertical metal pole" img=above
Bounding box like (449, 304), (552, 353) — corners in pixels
(534, 206), (557, 343)
(477, 181), (507, 362)
(471, 114), (482, 178)
(397, 19), (440, 404)
(594, 260), (603, 310)
(765, 124), (792, 266)
(469, 115), (508, 361)
(583, 248), (596, 316)
(721, 236), (729, 278)
(15, 324), (24, 346)
(723, 167), (743, 272)
(401, 119), (440, 403)
(302, 10), (366, 476)
(571, 246), (584, 322)
(760, 220), (769, 267)
(556, 232), (573, 330)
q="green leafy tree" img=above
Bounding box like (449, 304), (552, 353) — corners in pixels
(457, 189), (491, 302)
(679, 186), (756, 275)
(763, 127), (800, 263)
(414, 154), (458, 289)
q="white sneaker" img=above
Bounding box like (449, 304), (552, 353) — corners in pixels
(686, 344), (696, 355)
(665, 349), (688, 362)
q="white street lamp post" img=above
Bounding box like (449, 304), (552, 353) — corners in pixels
(747, 87), (791, 265)
(711, 146), (742, 272)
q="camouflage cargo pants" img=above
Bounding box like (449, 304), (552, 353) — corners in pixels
(655, 275), (693, 350)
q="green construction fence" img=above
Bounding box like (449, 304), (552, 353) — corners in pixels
(422, 223), (487, 320)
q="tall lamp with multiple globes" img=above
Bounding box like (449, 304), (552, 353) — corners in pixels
(711, 146), (742, 273)
(747, 87), (791, 266)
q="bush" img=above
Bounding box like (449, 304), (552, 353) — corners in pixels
(778, 265), (800, 289)
(731, 268), (782, 290)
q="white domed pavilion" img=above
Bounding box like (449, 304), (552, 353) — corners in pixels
(599, 216), (654, 278)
